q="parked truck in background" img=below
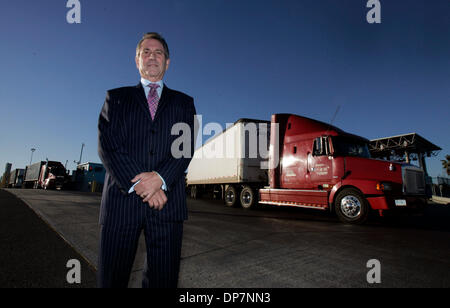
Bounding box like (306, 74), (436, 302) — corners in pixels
(8, 169), (25, 188)
(187, 114), (428, 224)
(23, 161), (68, 190)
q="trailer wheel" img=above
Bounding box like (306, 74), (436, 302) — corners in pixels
(335, 188), (369, 224)
(240, 186), (257, 209)
(225, 185), (239, 207)
(191, 185), (198, 199)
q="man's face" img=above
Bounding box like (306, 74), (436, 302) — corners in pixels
(135, 38), (170, 82)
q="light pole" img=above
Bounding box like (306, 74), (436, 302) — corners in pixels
(29, 148), (36, 166)
(74, 143), (85, 166)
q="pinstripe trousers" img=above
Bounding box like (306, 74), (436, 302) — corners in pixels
(97, 206), (184, 288)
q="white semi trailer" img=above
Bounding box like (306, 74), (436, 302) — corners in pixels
(186, 118), (270, 208)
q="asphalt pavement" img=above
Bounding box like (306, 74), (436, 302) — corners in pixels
(1, 188), (450, 288)
(0, 189), (96, 288)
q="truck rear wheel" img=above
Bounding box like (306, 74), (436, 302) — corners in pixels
(225, 185), (239, 207)
(335, 188), (369, 224)
(190, 185), (198, 199)
(240, 186), (257, 209)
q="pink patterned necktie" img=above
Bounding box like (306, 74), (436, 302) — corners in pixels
(147, 83), (160, 120)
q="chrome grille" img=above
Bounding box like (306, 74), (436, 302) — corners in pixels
(403, 167), (425, 195)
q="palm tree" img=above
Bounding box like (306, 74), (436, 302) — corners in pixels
(442, 155), (450, 176)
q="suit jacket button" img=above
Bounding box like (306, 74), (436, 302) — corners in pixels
(149, 150), (155, 155)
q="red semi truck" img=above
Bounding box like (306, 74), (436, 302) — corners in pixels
(23, 161), (68, 190)
(187, 114), (428, 224)
(260, 114), (427, 224)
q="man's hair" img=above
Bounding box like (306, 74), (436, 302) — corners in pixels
(136, 32), (170, 59)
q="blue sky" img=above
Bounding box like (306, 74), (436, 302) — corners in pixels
(0, 0), (449, 177)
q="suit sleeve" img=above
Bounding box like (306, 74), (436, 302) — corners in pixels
(98, 90), (144, 194)
(154, 98), (197, 190)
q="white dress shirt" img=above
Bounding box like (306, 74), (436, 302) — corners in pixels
(141, 78), (163, 99)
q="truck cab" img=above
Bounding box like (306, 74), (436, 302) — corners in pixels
(260, 114), (427, 224)
(39, 161), (68, 190)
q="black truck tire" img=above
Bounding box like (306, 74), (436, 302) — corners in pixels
(225, 185), (239, 207)
(335, 188), (369, 224)
(240, 186), (257, 209)
(191, 185), (198, 199)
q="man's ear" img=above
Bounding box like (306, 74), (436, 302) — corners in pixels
(165, 58), (171, 71)
(135, 56), (140, 70)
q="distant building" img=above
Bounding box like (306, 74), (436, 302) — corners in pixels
(1, 163), (12, 188)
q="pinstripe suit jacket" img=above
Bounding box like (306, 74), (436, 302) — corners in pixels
(98, 83), (196, 225)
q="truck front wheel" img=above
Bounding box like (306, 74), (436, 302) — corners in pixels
(335, 188), (369, 224)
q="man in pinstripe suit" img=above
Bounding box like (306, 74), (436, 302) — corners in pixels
(97, 32), (196, 288)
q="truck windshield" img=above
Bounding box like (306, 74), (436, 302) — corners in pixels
(48, 167), (66, 176)
(332, 136), (371, 158)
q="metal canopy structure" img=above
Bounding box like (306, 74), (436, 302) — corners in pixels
(369, 133), (441, 176)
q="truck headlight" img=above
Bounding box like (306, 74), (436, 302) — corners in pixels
(376, 182), (393, 191)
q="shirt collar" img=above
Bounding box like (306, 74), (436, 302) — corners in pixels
(140, 78), (163, 89)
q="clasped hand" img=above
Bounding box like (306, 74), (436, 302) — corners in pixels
(132, 172), (167, 211)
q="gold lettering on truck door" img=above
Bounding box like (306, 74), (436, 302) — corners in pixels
(315, 163), (329, 176)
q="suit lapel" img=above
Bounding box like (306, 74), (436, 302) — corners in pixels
(133, 82), (172, 123)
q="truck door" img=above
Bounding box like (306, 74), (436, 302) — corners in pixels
(281, 141), (309, 189)
(281, 142), (298, 189)
(307, 137), (333, 188)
